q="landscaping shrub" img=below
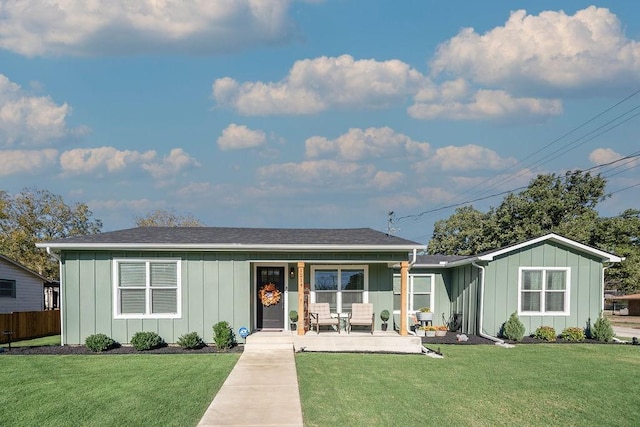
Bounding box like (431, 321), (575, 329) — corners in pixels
(591, 315), (615, 342)
(177, 332), (205, 349)
(130, 331), (164, 351)
(561, 327), (586, 342)
(212, 321), (234, 350)
(85, 333), (116, 352)
(533, 326), (557, 342)
(502, 312), (525, 341)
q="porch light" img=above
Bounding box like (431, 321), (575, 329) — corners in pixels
(289, 267), (296, 279)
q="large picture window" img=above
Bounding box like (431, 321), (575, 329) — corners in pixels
(0, 279), (16, 298)
(113, 259), (181, 319)
(518, 267), (570, 315)
(311, 265), (367, 313)
(393, 274), (433, 314)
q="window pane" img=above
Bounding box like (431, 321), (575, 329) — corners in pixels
(522, 270), (542, 290)
(393, 275), (400, 293)
(314, 270), (338, 290)
(546, 292), (565, 312)
(0, 279), (16, 298)
(546, 271), (566, 290)
(521, 292), (541, 312)
(341, 270), (364, 290)
(152, 289), (177, 313)
(413, 294), (431, 310)
(120, 289), (145, 313)
(413, 276), (432, 293)
(315, 292), (336, 311)
(120, 263), (145, 287)
(393, 294), (401, 312)
(151, 263), (177, 287)
(342, 292), (363, 312)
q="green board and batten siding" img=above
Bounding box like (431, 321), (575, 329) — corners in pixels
(481, 241), (604, 337)
(60, 250), (406, 345)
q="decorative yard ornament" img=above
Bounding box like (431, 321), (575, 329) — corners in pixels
(238, 327), (250, 339)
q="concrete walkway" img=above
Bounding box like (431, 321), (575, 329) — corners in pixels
(198, 334), (303, 427)
(613, 325), (640, 339)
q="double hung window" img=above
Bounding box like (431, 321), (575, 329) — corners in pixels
(519, 267), (569, 315)
(114, 259), (181, 319)
(393, 274), (433, 313)
(0, 279), (16, 298)
(311, 265), (367, 313)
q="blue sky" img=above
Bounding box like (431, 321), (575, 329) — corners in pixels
(1, 1), (639, 244)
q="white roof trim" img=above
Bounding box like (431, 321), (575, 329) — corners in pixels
(36, 242), (424, 252)
(475, 233), (622, 263)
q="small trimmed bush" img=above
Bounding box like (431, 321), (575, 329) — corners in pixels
(177, 332), (205, 349)
(591, 315), (615, 342)
(561, 327), (586, 342)
(289, 310), (298, 322)
(533, 326), (557, 342)
(502, 312), (525, 341)
(212, 321), (234, 350)
(85, 333), (116, 352)
(130, 331), (164, 351)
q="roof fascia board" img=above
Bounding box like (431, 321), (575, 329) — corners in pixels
(476, 233), (622, 263)
(36, 242), (425, 252)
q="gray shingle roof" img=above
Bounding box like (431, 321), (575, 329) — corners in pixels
(41, 226), (422, 248)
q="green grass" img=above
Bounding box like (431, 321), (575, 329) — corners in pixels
(1, 335), (61, 348)
(296, 345), (640, 426)
(1, 354), (239, 426)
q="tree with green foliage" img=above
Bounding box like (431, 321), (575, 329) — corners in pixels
(427, 170), (639, 293)
(0, 188), (102, 279)
(135, 209), (203, 227)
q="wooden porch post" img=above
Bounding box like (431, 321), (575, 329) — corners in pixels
(400, 261), (408, 336)
(297, 262), (305, 336)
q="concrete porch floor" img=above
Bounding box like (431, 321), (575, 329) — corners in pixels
(246, 329), (423, 354)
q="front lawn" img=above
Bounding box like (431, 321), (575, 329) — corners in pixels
(1, 353), (239, 426)
(297, 345), (640, 426)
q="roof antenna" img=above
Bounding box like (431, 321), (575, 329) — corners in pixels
(387, 211), (399, 236)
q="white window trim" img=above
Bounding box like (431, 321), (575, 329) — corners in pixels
(392, 273), (435, 315)
(517, 267), (570, 316)
(310, 265), (369, 313)
(113, 258), (182, 319)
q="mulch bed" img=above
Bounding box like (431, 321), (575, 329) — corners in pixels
(421, 332), (632, 346)
(0, 343), (244, 355)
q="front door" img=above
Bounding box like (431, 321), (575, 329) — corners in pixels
(256, 266), (285, 329)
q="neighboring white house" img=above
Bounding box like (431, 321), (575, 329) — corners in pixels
(0, 254), (49, 313)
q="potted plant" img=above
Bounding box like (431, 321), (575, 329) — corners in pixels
(435, 325), (448, 337)
(415, 307), (433, 322)
(424, 325), (437, 337)
(380, 310), (390, 331)
(289, 310), (298, 331)
(415, 325), (426, 337)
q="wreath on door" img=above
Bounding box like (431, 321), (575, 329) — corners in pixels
(259, 282), (281, 306)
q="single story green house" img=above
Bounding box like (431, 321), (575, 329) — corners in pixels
(37, 228), (621, 345)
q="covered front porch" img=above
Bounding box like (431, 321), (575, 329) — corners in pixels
(246, 329), (424, 354)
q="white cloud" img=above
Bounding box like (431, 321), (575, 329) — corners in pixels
(409, 89), (562, 121)
(0, 0), (294, 56)
(0, 74), (74, 147)
(212, 55), (426, 115)
(142, 148), (201, 179)
(217, 123), (266, 150)
(589, 147), (622, 165)
(0, 149), (58, 176)
(305, 127), (430, 161)
(258, 159), (373, 185)
(372, 171), (404, 189)
(431, 6), (640, 91)
(429, 144), (517, 171)
(60, 146), (199, 178)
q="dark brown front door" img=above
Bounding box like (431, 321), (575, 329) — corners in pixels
(256, 266), (285, 329)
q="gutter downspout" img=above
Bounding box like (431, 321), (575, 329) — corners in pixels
(472, 262), (514, 348)
(46, 247), (64, 346)
(602, 262), (614, 313)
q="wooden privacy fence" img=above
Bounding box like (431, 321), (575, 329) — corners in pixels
(0, 310), (60, 343)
